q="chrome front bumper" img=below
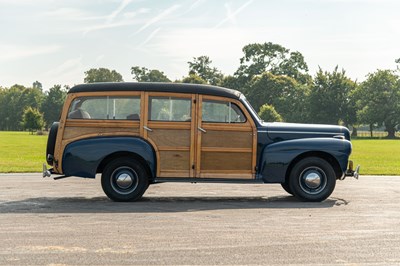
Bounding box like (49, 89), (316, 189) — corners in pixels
(345, 160), (360, 179)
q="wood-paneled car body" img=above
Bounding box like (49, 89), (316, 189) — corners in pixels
(44, 82), (359, 202)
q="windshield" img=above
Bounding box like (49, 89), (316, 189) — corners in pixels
(240, 94), (262, 124)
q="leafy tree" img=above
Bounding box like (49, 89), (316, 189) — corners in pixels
(187, 56), (223, 85)
(218, 75), (243, 91)
(181, 73), (207, 84)
(356, 70), (400, 138)
(32, 81), (42, 90)
(308, 67), (357, 126)
(275, 51), (311, 84)
(131, 66), (171, 82)
(23, 87), (44, 110)
(235, 42), (311, 86)
(246, 72), (309, 122)
(41, 85), (67, 128)
(258, 104), (283, 122)
(0, 87), (6, 130)
(84, 68), (124, 83)
(0, 85), (45, 130)
(0, 85), (27, 130)
(21, 107), (44, 134)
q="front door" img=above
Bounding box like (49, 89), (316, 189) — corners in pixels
(195, 95), (257, 179)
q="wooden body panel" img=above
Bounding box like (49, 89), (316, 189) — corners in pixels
(147, 127), (192, 177)
(201, 130), (253, 148)
(63, 124), (140, 139)
(200, 152), (252, 170)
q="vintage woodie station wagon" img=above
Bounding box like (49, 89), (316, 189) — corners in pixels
(43, 82), (359, 202)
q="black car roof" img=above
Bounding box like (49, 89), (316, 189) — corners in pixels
(68, 82), (242, 100)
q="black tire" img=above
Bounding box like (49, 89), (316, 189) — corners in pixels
(281, 182), (293, 195)
(101, 157), (149, 202)
(46, 122), (59, 165)
(289, 157), (336, 202)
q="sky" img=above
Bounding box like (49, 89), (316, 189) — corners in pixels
(0, 0), (399, 90)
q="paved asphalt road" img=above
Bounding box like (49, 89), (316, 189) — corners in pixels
(0, 174), (399, 265)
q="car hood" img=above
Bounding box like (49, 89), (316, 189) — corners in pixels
(262, 122), (351, 142)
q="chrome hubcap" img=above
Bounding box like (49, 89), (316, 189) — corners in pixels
(116, 173), (133, 189)
(110, 167), (139, 195)
(304, 172), (321, 189)
(299, 167), (326, 195)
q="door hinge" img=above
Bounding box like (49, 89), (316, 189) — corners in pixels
(193, 99), (197, 104)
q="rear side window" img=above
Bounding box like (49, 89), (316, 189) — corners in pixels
(68, 96), (141, 120)
(149, 97), (191, 121)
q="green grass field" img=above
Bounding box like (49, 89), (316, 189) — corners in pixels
(0, 131), (47, 173)
(350, 139), (400, 175)
(0, 131), (398, 175)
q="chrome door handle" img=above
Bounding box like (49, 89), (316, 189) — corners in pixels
(143, 126), (153, 132)
(198, 127), (207, 133)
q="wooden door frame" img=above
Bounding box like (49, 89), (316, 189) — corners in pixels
(144, 92), (196, 178)
(195, 95), (257, 179)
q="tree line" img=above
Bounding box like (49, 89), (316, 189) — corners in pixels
(1, 42), (400, 138)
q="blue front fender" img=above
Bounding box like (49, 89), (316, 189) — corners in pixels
(62, 137), (156, 178)
(258, 138), (352, 183)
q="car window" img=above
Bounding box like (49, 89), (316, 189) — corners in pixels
(149, 97), (191, 122)
(202, 100), (246, 123)
(68, 96), (141, 120)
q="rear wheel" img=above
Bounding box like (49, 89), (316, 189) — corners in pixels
(289, 157), (336, 202)
(101, 157), (149, 202)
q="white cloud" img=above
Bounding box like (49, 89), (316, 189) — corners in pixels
(42, 57), (85, 88)
(150, 27), (267, 59)
(41, 7), (88, 19)
(44, 57), (83, 77)
(123, 8), (150, 19)
(187, 0), (205, 13)
(138, 27), (162, 47)
(106, 0), (133, 23)
(0, 44), (61, 62)
(135, 4), (181, 34)
(0, 0), (54, 5)
(82, 6), (149, 35)
(96, 55), (105, 62)
(83, 19), (140, 35)
(147, 27), (270, 79)
(215, 0), (253, 28)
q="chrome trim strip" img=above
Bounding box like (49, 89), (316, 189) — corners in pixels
(266, 131), (344, 135)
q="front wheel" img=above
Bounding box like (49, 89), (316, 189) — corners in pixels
(281, 182), (293, 195)
(289, 157), (336, 202)
(101, 157), (149, 202)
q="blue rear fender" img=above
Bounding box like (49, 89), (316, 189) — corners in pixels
(258, 138), (352, 183)
(62, 137), (156, 179)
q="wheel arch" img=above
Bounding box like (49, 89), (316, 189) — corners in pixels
(285, 151), (342, 183)
(62, 136), (157, 179)
(259, 138), (350, 183)
(97, 151), (155, 182)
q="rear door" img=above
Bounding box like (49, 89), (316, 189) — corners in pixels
(143, 92), (196, 178)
